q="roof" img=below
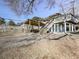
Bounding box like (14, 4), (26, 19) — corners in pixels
(53, 13), (79, 24)
(24, 20), (45, 26)
(47, 13), (62, 20)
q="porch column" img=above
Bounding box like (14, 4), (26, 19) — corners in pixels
(52, 25), (54, 32)
(69, 23), (71, 32)
(72, 24), (74, 32)
(74, 25), (76, 32)
(57, 24), (59, 32)
(64, 22), (67, 33)
(54, 24), (56, 32)
(60, 24), (63, 32)
(50, 26), (53, 32)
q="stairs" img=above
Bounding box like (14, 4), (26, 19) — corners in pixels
(39, 19), (54, 34)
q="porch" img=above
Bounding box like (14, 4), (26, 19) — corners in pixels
(49, 22), (77, 33)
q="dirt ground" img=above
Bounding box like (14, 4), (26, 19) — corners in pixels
(0, 33), (79, 59)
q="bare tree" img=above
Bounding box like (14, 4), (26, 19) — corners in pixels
(3, 0), (79, 16)
(59, 0), (79, 15)
(4, 0), (56, 15)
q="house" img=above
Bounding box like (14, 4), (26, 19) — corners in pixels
(20, 19), (45, 33)
(21, 13), (79, 33)
(45, 13), (79, 33)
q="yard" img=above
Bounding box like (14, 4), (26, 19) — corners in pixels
(0, 33), (79, 59)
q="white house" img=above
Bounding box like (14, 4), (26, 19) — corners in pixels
(40, 13), (79, 33)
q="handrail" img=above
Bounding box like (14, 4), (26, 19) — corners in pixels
(39, 19), (54, 34)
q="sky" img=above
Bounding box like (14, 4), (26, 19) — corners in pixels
(0, 0), (60, 23)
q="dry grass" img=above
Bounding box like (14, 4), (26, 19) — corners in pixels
(0, 34), (79, 59)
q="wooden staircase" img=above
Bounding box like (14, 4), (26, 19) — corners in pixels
(39, 19), (54, 34)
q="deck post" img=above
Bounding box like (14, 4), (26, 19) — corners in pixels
(29, 19), (31, 32)
(38, 20), (40, 31)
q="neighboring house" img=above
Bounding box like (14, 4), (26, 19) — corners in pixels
(22, 20), (45, 32)
(0, 24), (7, 32)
